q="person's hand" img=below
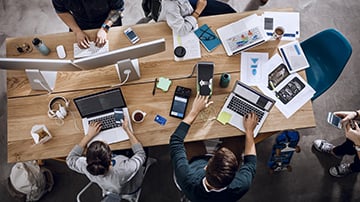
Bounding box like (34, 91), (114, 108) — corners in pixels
(95, 28), (107, 47)
(121, 115), (130, 132)
(75, 30), (91, 49)
(243, 112), (258, 135)
(189, 94), (212, 116)
(345, 121), (360, 146)
(334, 111), (357, 123)
(195, 0), (207, 14)
(183, 94), (213, 125)
(87, 121), (102, 139)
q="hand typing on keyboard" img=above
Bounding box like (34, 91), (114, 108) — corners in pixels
(244, 112), (258, 134)
(73, 40), (109, 58)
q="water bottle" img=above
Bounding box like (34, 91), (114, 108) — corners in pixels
(32, 38), (50, 56)
(220, 73), (231, 88)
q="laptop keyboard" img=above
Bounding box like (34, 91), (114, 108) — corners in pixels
(227, 96), (264, 123)
(88, 114), (118, 131)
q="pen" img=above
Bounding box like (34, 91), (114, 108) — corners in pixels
(152, 78), (157, 95)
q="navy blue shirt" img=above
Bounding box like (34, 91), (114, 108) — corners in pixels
(170, 122), (256, 202)
(52, 0), (124, 30)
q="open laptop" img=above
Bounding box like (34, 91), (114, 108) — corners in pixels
(216, 14), (268, 56)
(217, 81), (275, 137)
(73, 88), (131, 144)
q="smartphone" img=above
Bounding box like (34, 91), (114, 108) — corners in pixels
(327, 112), (342, 129)
(124, 27), (140, 44)
(114, 108), (124, 125)
(170, 86), (192, 119)
(197, 62), (214, 96)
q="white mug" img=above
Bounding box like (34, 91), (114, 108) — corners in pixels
(132, 110), (147, 123)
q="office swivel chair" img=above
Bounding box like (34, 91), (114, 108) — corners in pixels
(76, 158), (157, 202)
(300, 28), (352, 100)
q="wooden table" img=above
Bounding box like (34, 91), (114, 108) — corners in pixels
(6, 8), (316, 163)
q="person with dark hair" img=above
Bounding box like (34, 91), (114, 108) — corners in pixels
(170, 94), (258, 202)
(66, 117), (146, 195)
(52, 0), (124, 48)
(313, 110), (360, 177)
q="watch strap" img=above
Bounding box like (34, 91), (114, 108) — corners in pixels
(102, 24), (110, 32)
(355, 145), (360, 152)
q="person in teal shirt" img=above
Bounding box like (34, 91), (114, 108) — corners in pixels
(170, 94), (258, 202)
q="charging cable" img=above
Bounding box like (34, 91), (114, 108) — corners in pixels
(33, 79), (52, 94)
(112, 69), (131, 87)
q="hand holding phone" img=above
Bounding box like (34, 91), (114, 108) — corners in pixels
(114, 108), (124, 126)
(327, 112), (342, 129)
(124, 27), (140, 44)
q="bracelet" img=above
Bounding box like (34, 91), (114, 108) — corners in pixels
(101, 24), (110, 33)
(193, 11), (200, 17)
(355, 145), (360, 152)
(354, 111), (359, 120)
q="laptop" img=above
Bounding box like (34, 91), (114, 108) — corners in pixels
(217, 81), (275, 137)
(73, 88), (131, 144)
(216, 14), (268, 56)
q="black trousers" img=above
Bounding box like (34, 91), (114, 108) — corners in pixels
(333, 138), (360, 172)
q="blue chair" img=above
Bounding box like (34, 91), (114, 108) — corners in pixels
(300, 28), (352, 100)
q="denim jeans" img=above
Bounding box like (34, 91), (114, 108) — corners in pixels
(189, 0), (236, 16)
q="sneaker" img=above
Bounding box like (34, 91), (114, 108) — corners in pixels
(329, 163), (353, 177)
(313, 139), (334, 153)
(260, 0), (269, 5)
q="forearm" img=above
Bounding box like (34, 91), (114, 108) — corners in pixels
(244, 131), (256, 156)
(183, 111), (198, 125)
(125, 128), (140, 146)
(57, 12), (82, 33)
(78, 134), (94, 149)
(105, 9), (122, 26)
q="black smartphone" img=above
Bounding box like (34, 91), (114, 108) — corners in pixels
(197, 61), (214, 96)
(114, 108), (124, 126)
(170, 86), (192, 119)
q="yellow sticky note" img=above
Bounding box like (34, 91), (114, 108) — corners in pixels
(217, 111), (232, 125)
(157, 77), (172, 92)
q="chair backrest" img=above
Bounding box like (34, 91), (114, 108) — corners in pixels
(300, 28), (352, 100)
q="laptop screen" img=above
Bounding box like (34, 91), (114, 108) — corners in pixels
(74, 88), (126, 118)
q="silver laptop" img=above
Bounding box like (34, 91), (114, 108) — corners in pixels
(73, 88), (131, 144)
(217, 81), (275, 137)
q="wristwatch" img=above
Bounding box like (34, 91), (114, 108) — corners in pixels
(355, 145), (360, 152)
(101, 24), (110, 33)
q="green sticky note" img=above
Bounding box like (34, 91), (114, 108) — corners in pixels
(157, 77), (172, 92)
(217, 111), (232, 125)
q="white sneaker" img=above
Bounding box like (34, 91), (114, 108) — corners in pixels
(313, 139), (343, 159)
(329, 163), (353, 177)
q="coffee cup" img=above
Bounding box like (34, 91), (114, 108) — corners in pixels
(132, 110), (146, 123)
(273, 26), (285, 40)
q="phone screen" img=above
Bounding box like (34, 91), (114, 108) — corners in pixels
(170, 96), (188, 119)
(114, 108), (124, 125)
(327, 112), (342, 129)
(126, 30), (137, 40)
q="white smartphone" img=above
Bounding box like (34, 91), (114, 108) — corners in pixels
(327, 112), (342, 129)
(124, 27), (140, 44)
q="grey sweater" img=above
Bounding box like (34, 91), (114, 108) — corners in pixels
(66, 143), (146, 194)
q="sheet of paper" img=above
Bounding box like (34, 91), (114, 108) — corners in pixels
(240, 52), (269, 85)
(278, 40), (309, 73)
(257, 54), (315, 118)
(262, 12), (300, 40)
(173, 30), (201, 61)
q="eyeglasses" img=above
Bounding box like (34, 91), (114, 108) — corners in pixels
(16, 43), (33, 54)
(198, 26), (216, 41)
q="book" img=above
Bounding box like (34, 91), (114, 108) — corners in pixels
(194, 24), (221, 52)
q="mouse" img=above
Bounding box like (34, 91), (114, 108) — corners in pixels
(56, 45), (66, 59)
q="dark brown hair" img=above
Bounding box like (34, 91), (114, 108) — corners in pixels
(205, 147), (239, 189)
(86, 141), (112, 175)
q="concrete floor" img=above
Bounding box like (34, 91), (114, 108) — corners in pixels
(1, 0), (360, 201)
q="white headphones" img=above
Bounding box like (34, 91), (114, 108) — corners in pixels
(48, 96), (70, 120)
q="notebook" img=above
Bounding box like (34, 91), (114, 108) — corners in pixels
(73, 88), (131, 144)
(194, 24), (221, 52)
(217, 81), (275, 137)
(216, 14), (268, 56)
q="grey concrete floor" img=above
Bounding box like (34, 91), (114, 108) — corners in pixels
(1, 0), (360, 201)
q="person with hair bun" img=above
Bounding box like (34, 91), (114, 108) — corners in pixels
(66, 117), (146, 196)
